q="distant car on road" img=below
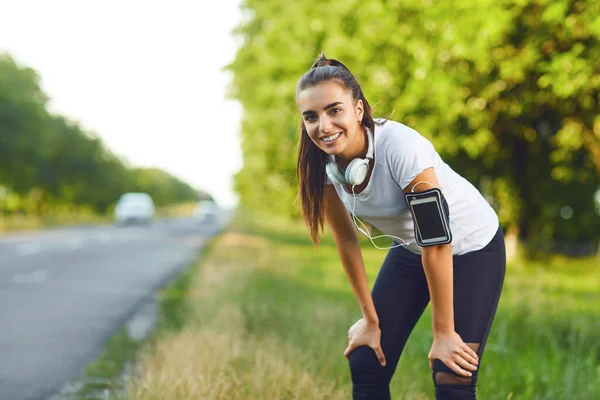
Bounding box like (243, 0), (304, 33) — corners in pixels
(193, 200), (219, 223)
(114, 192), (155, 226)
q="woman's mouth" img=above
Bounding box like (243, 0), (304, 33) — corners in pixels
(321, 133), (341, 144)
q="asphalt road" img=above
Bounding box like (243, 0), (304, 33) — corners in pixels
(0, 215), (226, 400)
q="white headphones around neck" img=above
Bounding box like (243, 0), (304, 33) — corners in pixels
(326, 127), (374, 186)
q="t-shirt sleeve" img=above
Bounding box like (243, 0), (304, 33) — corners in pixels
(385, 126), (438, 191)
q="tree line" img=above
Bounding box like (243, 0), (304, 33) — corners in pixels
(0, 53), (201, 217)
(227, 0), (600, 255)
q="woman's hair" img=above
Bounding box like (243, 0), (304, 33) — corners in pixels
(295, 53), (377, 246)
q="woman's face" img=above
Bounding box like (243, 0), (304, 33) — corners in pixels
(297, 81), (364, 159)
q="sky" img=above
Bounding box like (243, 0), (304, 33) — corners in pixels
(0, 0), (244, 207)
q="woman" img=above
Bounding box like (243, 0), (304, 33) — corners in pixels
(295, 54), (506, 400)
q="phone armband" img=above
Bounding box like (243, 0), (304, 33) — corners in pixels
(404, 188), (452, 247)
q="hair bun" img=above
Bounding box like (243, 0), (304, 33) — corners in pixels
(312, 53), (348, 71)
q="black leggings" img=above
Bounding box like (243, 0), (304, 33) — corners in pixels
(348, 227), (506, 400)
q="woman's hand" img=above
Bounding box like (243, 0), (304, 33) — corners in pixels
(428, 331), (479, 377)
(344, 318), (387, 366)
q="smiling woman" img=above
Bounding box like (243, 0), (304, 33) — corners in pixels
(294, 53), (506, 400)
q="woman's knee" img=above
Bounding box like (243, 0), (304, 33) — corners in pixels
(431, 359), (476, 400)
(348, 346), (392, 385)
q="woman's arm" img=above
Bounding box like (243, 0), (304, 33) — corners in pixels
(403, 168), (454, 336)
(421, 242), (455, 336)
(324, 185), (378, 324)
(404, 168), (478, 376)
(325, 185), (386, 365)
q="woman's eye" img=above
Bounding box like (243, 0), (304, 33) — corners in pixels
(329, 108), (341, 115)
(304, 115), (316, 122)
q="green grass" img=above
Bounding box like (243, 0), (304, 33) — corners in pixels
(125, 211), (599, 399)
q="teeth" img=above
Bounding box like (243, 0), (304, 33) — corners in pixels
(322, 133), (341, 142)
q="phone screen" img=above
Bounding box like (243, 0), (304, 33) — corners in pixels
(410, 199), (447, 240)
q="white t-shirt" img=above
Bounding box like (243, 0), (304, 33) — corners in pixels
(328, 119), (499, 255)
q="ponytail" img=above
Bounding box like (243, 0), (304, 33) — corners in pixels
(296, 121), (328, 245)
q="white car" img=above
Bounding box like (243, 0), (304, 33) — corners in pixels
(193, 200), (219, 223)
(114, 192), (155, 226)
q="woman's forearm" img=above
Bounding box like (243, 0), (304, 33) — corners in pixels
(336, 239), (379, 324)
(421, 244), (455, 336)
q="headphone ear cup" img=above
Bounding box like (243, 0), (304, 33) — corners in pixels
(326, 162), (347, 185)
(345, 158), (370, 186)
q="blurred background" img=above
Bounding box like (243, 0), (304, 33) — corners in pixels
(0, 0), (242, 231)
(1, 0), (599, 399)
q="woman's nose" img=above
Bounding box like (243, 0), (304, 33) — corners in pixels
(319, 117), (333, 133)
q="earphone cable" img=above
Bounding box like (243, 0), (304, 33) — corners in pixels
(349, 185), (411, 250)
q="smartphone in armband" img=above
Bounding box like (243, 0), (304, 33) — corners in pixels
(404, 188), (452, 247)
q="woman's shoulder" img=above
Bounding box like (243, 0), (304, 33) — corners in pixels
(375, 118), (431, 147)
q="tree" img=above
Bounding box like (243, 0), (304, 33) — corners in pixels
(0, 53), (204, 216)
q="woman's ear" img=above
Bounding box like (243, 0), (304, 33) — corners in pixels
(355, 99), (365, 122)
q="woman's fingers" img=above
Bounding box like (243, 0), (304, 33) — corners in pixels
(458, 349), (479, 367)
(447, 360), (473, 377)
(344, 343), (356, 359)
(454, 354), (478, 372)
(462, 344), (479, 363)
(372, 345), (387, 367)
(344, 341), (386, 367)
